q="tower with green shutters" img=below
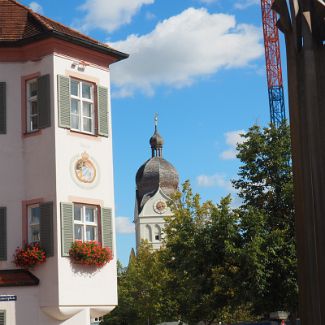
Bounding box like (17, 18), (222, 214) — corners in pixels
(0, 1), (128, 324)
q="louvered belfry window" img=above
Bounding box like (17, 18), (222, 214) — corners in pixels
(58, 75), (109, 137)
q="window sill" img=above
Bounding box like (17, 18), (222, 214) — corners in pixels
(22, 130), (42, 138)
(69, 129), (98, 138)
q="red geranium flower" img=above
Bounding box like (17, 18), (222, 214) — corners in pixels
(13, 242), (46, 269)
(69, 241), (113, 267)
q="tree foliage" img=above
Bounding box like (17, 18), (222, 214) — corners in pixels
(103, 122), (298, 324)
(102, 242), (178, 325)
(233, 122), (298, 317)
(162, 182), (254, 324)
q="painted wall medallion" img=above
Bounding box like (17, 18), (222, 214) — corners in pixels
(153, 200), (167, 214)
(74, 152), (96, 183)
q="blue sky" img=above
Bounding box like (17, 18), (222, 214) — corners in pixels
(21, 0), (288, 266)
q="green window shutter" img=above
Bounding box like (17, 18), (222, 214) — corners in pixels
(97, 86), (109, 137)
(0, 310), (5, 325)
(58, 75), (71, 128)
(38, 74), (51, 129)
(61, 202), (73, 256)
(0, 82), (6, 134)
(101, 207), (113, 250)
(40, 201), (54, 257)
(0, 207), (7, 261)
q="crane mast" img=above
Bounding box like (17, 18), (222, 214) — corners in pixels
(261, 0), (285, 127)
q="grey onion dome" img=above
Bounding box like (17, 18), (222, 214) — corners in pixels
(150, 129), (164, 149)
(136, 157), (179, 213)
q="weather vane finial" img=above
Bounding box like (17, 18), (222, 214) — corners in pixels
(154, 113), (158, 130)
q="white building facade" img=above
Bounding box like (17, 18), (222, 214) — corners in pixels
(0, 1), (128, 324)
(134, 118), (179, 250)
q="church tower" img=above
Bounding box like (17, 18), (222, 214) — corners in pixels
(134, 115), (179, 250)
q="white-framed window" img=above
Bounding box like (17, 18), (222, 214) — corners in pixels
(28, 204), (40, 243)
(70, 79), (94, 134)
(26, 79), (38, 132)
(73, 204), (98, 241)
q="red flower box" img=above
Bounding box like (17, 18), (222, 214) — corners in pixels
(69, 241), (113, 267)
(13, 242), (46, 269)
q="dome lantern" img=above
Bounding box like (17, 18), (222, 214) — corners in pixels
(149, 113), (164, 157)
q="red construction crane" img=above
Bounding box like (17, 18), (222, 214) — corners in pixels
(261, 0), (286, 127)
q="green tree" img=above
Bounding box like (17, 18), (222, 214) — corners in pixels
(233, 122), (298, 319)
(102, 242), (178, 325)
(104, 122), (297, 324)
(163, 181), (253, 324)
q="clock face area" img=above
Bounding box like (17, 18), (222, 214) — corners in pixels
(153, 200), (167, 214)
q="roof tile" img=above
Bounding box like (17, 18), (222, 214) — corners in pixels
(0, 0), (128, 60)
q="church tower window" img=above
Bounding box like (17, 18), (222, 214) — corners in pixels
(154, 225), (161, 242)
(145, 225), (152, 242)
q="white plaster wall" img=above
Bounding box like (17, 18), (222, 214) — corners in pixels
(53, 54), (117, 309)
(0, 300), (16, 325)
(20, 56), (59, 308)
(0, 287), (94, 325)
(0, 57), (59, 309)
(0, 61), (25, 270)
(135, 190), (171, 250)
(0, 52), (118, 325)
(139, 189), (172, 217)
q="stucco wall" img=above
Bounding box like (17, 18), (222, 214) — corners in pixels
(135, 189), (172, 250)
(0, 56), (59, 310)
(0, 52), (118, 324)
(53, 54), (117, 309)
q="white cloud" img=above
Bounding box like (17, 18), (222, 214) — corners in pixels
(220, 149), (238, 160)
(145, 11), (156, 20)
(220, 129), (245, 160)
(77, 0), (154, 32)
(110, 8), (263, 97)
(29, 2), (43, 14)
(225, 129), (246, 147)
(197, 173), (234, 192)
(116, 217), (135, 234)
(234, 0), (259, 10)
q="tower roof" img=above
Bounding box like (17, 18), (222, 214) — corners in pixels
(150, 114), (164, 150)
(0, 0), (128, 61)
(135, 116), (179, 214)
(135, 157), (179, 213)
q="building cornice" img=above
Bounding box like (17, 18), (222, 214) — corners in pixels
(0, 37), (125, 68)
